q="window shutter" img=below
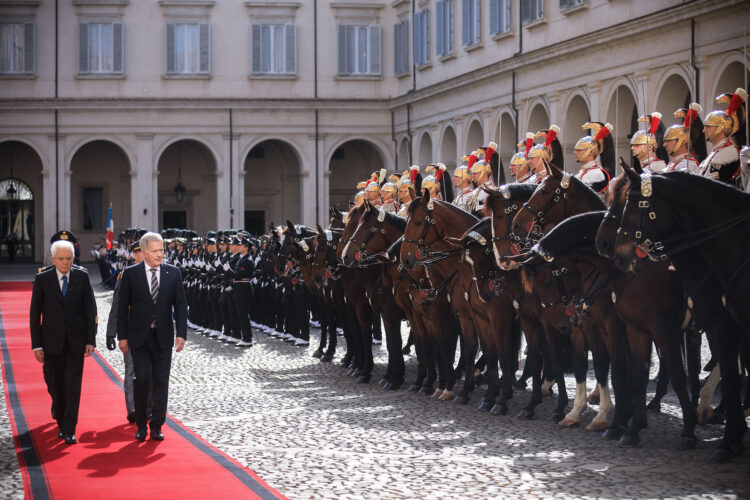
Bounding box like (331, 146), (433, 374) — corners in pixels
(473, 0), (480, 44)
(337, 24), (347, 74)
(436, 1), (444, 56)
(369, 25), (381, 75)
(504, 0), (511, 32)
(199, 23), (210, 73)
(23, 22), (34, 73)
(490, 0), (498, 35)
(285, 24), (296, 74)
(393, 22), (401, 74)
(413, 12), (420, 65)
(461, 0), (470, 46)
(113, 22), (123, 73)
(447, 0), (453, 53)
(423, 9), (429, 63)
(560, 0), (571, 9)
(251, 24), (261, 73)
(403, 21), (409, 72)
(79, 22), (89, 73)
(166, 23), (175, 73)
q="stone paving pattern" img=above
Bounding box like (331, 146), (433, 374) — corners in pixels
(1, 280), (748, 499)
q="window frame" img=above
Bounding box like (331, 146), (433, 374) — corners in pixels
(337, 24), (381, 77)
(436, 0), (453, 59)
(251, 23), (297, 76)
(0, 22), (34, 75)
(165, 21), (210, 76)
(489, 0), (511, 37)
(461, 0), (480, 49)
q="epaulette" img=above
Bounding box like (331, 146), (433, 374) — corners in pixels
(73, 264), (88, 273)
(38, 264), (53, 274)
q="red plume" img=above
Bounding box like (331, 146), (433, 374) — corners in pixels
(409, 165), (419, 183)
(594, 123), (613, 142)
(435, 166), (445, 182)
(545, 125), (560, 149)
(524, 132), (534, 157)
(467, 152), (478, 170)
(485, 141), (497, 160)
(727, 88), (747, 116)
(683, 103), (702, 129)
(649, 112), (661, 135)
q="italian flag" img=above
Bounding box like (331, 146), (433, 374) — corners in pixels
(106, 206), (114, 250)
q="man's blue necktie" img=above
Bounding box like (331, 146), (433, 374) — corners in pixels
(61, 275), (68, 297)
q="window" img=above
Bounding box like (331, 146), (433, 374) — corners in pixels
(83, 188), (104, 230)
(0, 23), (33, 74)
(251, 24), (296, 74)
(490, 0), (511, 36)
(461, 0), (480, 47)
(413, 9), (429, 66)
(521, 0), (544, 23)
(394, 20), (408, 75)
(560, 0), (584, 9)
(78, 22), (123, 74)
(166, 23), (210, 74)
(337, 24), (381, 76)
(436, 0), (453, 57)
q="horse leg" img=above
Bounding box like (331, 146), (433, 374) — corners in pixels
(492, 318), (521, 416)
(455, 319), (479, 405)
(355, 306), (373, 383)
(518, 348), (543, 420)
(438, 313), (460, 399)
(383, 317), (405, 390)
(587, 350), (613, 432)
(647, 349), (669, 413)
(619, 334), (651, 448)
(603, 322), (632, 441)
(661, 337), (699, 449)
(697, 364), (721, 423)
(560, 329), (589, 428)
(409, 336), (427, 393)
(685, 328), (702, 406)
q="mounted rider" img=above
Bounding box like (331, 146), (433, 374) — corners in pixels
(465, 142), (498, 214)
(631, 112), (668, 173)
(698, 87), (746, 190)
(573, 122), (614, 194)
(527, 124), (563, 184)
(664, 103), (706, 173)
(510, 133), (535, 183)
(452, 156), (474, 211)
(396, 165), (421, 218)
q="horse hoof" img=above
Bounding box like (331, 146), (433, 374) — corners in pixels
(356, 375), (370, 384)
(490, 404), (508, 416)
(646, 400), (661, 413)
(618, 435), (640, 448)
(312, 350), (323, 359)
(320, 354), (333, 363)
(478, 400), (492, 412)
(518, 410), (534, 420)
(418, 386), (433, 395)
(550, 412), (565, 423)
(408, 384), (420, 393)
(708, 449), (732, 464)
(679, 437), (697, 450)
(452, 394), (469, 405)
(431, 389), (444, 399)
(559, 418), (580, 428)
(339, 358), (350, 367)
(586, 421), (608, 432)
(439, 391), (454, 401)
(602, 428), (622, 441)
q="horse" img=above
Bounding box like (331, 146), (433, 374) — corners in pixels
(612, 168), (749, 462)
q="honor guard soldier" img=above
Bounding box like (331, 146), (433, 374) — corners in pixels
(231, 233), (254, 347)
(699, 88), (746, 189)
(631, 112), (668, 173)
(396, 165), (421, 218)
(664, 103), (705, 173)
(528, 126), (563, 184)
(380, 174), (401, 213)
(363, 169), (387, 208)
(452, 161), (474, 211)
(573, 122), (614, 194)
(465, 142), (498, 214)
(423, 163), (453, 203)
(510, 134), (535, 183)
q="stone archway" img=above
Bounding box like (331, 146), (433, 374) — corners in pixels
(655, 74), (691, 117)
(440, 126), (457, 171)
(397, 137), (410, 172)
(563, 95), (591, 172)
(527, 103), (549, 135)
(466, 119), (484, 153)
(328, 139), (385, 211)
(243, 139), (301, 234)
(417, 132), (433, 166)
(713, 61), (750, 101)
(498, 112), (516, 181)
(606, 85), (638, 170)
(70, 140), (131, 257)
(157, 139), (216, 234)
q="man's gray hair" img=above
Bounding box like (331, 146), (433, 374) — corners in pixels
(51, 240), (75, 258)
(139, 232), (164, 251)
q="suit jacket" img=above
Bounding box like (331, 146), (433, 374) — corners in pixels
(117, 262), (187, 349)
(29, 267), (97, 354)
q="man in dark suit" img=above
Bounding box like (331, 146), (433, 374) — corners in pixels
(117, 232), (187, 441)
(29, 239), (97, 445)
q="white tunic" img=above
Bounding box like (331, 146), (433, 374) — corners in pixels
(665, 152), (700, 174)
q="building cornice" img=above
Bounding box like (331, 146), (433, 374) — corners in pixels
(388, 0), (744, 109)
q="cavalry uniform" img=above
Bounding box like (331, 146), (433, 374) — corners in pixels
(665, 152), (700, 173)
(396, 201), (411, 218)
(381, 199), (399, 213)
(698, 137), (742, 188)
(574, 160), (609, 193)
(452, 187), (473, 211)
(465, 181), (493, 213)
(640, 158), (668, 174)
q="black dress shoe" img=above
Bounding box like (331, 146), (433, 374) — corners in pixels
(64, 435), (77, 445)
(127, 412), (136, 424)
(135, 428), (147, 441)
(150, 428), (165, 441)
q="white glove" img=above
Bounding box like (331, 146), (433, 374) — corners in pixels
(223, 262), (230, 271)
(706, 170), (720, 180)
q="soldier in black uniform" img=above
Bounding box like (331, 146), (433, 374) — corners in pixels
(231, 233), (254, 347)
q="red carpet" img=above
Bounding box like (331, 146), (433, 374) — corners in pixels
(0, 281), (285, 500)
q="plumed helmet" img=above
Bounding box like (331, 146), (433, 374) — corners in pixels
(673, 103), (707, 160)
(453, 164), (471, 182)
(381, 181), (397, 197)
(632, 112), (662, 149)
(575, 122), (613, 158)
(354, 190), (364, 204)
(707, 88), (747, 139)
(422, 174), (438, 192)
(663, 123), (689, 151)
(528, 125), (561, 166)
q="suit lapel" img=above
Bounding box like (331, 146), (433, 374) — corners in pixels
(157, 265), (169, 303)
(50, 270), (64, 304)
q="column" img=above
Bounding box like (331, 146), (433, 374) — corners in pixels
(633, 70), (650, 115)
(548, 91), (562, 127)
(588, 82), (601, 122)
(133, 134), (155, 229)
(216, 133), (231, 229)
(301, 133), (318, 227)
(430, 122), (441, 163)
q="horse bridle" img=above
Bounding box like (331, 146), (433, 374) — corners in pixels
(347, 211), (388, 262)
(617, 174), (668, 262)
(463, 233), (506, 296)
(521, 173), (571, 234)
(402, 203), (440, 262)
(492, 189), (535, 255)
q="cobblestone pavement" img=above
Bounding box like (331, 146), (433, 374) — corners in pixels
(1, 282), (749, 499)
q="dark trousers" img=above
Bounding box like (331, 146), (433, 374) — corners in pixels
(233, 284), (253, 342)
(44, 340), (84, 435)
(131, 331), (173, 430)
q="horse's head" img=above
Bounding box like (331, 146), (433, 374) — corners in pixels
(457, 219), (501, 303)
(337, 203), (365, 263)
(612, 166), (661, 272)
(312, 225), (337, 287)
(596, 171), (631, 259)
(342, 204), (404, 267)
(484, 183), (536, 268)
(511, 163), (568, 237)
(329, 206), (344, 229)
